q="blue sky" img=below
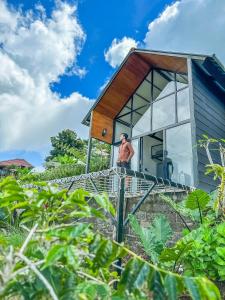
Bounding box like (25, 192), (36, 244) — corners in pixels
(52, 0), (173, 99)
(0, 0), (224, 167)
(7, 0), (173, 99)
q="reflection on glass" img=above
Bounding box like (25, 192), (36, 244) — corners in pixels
(146, 70), (152, 82)
(132, 106), (151, 137)
(131, 139), (139, 171)
(166, 123), (193, 186)
(136, 80), (151, 101)
(117, 113), (131, 124)
(133, 94), (149, 110)
(153, 70), (175, 100)
(126, 98), (132, 108)
(113, 146), (119, 167)
(152, 94), (175, 130)
(118, 106), (130, 117)
(177, 87), (190, 122)
(156, 81), (175, 99)
(176, 74), (188, 90)
(114, 121), (130, 142)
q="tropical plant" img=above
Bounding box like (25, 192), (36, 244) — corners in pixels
(0, 176), (220, 299)
(198, 136), (225, 215)
(156, 138), (225, 287)
(160, 222), (225, 281)
(129, 214), (172, 264)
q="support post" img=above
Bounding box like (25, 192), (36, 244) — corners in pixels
(85, 112), (93, 174)
(85, 137), (92, 174)
(115, 176), (125, 275)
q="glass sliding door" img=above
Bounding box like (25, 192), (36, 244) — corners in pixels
(112, 146), (119, 167)
(165, 123), (193, 186)
(131, 139), (139, 171)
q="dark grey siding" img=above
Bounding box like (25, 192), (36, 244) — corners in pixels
(192, 61), (225, 192)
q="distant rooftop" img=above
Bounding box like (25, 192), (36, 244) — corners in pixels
(0, 159), (33, 168)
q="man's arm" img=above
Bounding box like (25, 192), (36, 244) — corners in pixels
(127, 142), (134, 162)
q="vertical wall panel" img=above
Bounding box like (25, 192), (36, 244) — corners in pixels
(192, 61), (225, 191)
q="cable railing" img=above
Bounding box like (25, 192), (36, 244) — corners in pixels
(46, 167), (194, 197)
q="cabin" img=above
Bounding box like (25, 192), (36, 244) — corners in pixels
(82, 49), (225, 192)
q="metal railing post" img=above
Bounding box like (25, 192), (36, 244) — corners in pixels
(85, 137), (92, 174)
(115, 175), (125, 275)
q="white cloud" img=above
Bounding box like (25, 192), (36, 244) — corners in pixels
(105, 0), (225, 72)
(0, 0), (93, 152)
(104, 37), (138, 68)
(144, 0), (225, 63)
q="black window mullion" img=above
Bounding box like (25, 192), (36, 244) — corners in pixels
(130, 96), (133, 138)
(175, 73), (178, 123)
(150, 70), (154, 132)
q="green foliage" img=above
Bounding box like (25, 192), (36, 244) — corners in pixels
(129, 214), (172, 264)
(46, 129), (85, 162)
(185, 189), (210, 211)
(160, 194), (198, 223)
(0, 177), (220, 299)
(160, 222), (225, 281)
(18, 129), (111, 183)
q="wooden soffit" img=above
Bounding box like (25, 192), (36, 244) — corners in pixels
(90, 110), (113, 144)
(95, 53), (151, 119)
(90, 50), (188, 143)
(93, 51), (187, 120)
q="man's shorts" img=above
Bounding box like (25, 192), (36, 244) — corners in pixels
(117, 161), (131, 169)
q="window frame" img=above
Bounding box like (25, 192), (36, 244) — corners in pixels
(113, 68), (190, 143)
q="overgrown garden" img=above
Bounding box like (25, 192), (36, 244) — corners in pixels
(0, 134), (224, 299)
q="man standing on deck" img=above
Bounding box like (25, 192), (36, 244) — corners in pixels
(117, 133), (134, 169)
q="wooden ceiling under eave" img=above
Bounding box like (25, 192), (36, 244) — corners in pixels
(90, 51), (187, 144)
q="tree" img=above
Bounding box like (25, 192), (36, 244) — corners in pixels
(46, 129), (85, 162)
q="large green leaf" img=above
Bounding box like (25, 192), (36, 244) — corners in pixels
(184, 277), (201, 300)
(44, 244), (65, 267)
(149, 269), (166, 300)
(118, 258), (150, 293)
(185, 189), (210, 211)
(197, 277), (221, 300)
(93, 193), (116, 216)
(129, 214), (172, 264)
(164, 274), (177, 300)
(217, 223), (225, 236)
(151, 214), (172, 246)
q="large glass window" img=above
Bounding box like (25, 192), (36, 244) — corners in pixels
(176, 73), (188, 90)
(166, 123), (193, 186)
(177, 87), (190, 122)
(112, 146), (119, 167)
(114, 69), (190, 143)
(132, 106), (151, 137)
(152, 94), (176, 130)
(135, 80), (151, 101)
(153, 70), (175, 100)
(114, 121), (130, 142)
(131, 139), (139, 171)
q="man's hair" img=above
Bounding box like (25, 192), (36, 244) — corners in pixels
(121, 133), (128, 140)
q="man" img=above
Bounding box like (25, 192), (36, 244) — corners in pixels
(117, 133), (134, 169)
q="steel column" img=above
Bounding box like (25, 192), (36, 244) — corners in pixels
(115, 176), (125, 275)
(85, 137), (92, 174)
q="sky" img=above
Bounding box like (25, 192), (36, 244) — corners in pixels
(0, 0), (225, 167)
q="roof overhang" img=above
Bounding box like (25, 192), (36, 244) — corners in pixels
(82, 48), (225, 144)
(82, 48), (211, 126)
